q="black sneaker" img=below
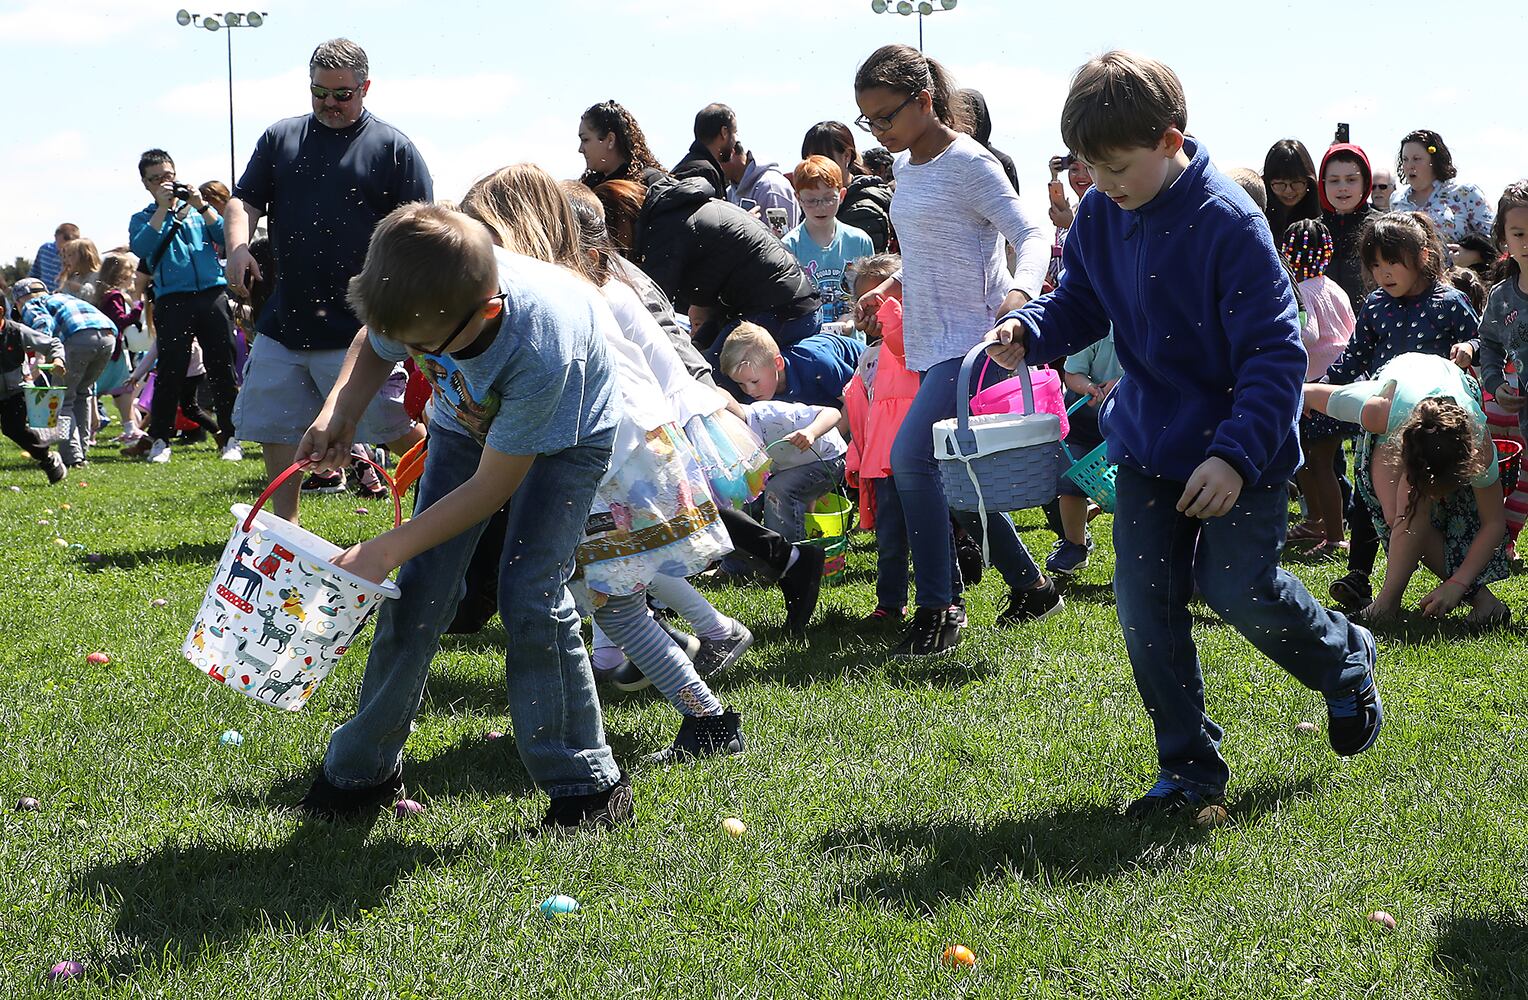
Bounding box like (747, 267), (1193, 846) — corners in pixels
(540, 772), (634, 830)
(610, 622), (700, 692)
(1328, 571), (1372, 612)
(297, 767), (404, 821)
(1326, 629), (1383, 756)
(301, 469), (347, 494)
(996, 577), (1064, 625)
(694, 620), (753, 679)
(779, 544), (824, 633)
(892, 606), (962, 658)
(646, 709), (745, 764)
(42, 453), (67, 484)
(1124, 778), (1224, 821)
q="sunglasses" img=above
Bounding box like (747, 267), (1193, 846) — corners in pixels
(310, 85), (359, 103)
(426, 292), (506, 356)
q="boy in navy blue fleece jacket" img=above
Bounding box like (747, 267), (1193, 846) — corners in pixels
(985, 51), (1381, 820)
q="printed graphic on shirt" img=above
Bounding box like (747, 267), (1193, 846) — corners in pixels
(800, 259), (852, 324)
(411, 350), (500, 443)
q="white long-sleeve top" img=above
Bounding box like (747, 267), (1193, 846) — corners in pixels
(891, 133), (1049, 372)
(601, 277), (726, 425)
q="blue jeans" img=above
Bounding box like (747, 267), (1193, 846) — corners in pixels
(873, 477), (910, 610)
(1112, 463), (1374, 795)
(762, 456), (845, 541)
(324, 425), (622, 798)
(889, 355), (1043, 608)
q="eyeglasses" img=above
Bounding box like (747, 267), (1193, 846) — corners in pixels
(799, 194), (840, 208)
(854, 92), (919, 134)
(1269, 179), (1308, 194)
(424, 292), (505, 356)
(310, 85), (359, 103)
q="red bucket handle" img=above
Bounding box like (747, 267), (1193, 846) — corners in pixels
(242, 456), (403, 533)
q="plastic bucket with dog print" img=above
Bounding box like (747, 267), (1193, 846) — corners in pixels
(183, 459), (402, 712)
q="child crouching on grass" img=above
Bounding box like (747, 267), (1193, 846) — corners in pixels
(1305, 353), (1511, 626)
(294, 202), (631, 830)
(1, 295), (68, 483)
(987, 50), (1381, 822)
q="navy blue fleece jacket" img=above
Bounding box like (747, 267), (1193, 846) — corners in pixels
(1005, 139), (1306, 488)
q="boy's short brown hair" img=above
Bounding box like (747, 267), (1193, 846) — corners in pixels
(347, 202), (498, 343)
(719, 321), (780, 377)
(1225, 168), (1267, 212)
(1060, 50), (1187, 163)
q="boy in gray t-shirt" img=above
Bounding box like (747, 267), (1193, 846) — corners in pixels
(291, 205), (631, 831)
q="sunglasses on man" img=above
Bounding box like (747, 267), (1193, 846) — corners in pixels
(310, 85), (359, 103)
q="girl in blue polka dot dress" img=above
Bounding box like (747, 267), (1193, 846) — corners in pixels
(1320, 211), (1481, 611)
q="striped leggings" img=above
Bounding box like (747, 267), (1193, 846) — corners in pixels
(594, 591), (722, 718)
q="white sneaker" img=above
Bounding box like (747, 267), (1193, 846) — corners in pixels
(219, 440), (243, 462)
(146, 439), (172, 464)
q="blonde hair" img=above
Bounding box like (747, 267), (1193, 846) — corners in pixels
(460, 164), (592, 280)
(719, 322), (780, 377)
(346, 202), (498, 344)
(57, 238), (102, 298)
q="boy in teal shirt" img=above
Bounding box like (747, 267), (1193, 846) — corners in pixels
(782, 156), (874, 326)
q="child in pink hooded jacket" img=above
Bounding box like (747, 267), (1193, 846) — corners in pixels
(843, 268), (922, 626)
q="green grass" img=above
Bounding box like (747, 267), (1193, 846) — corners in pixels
(2, 442), (1526, 999)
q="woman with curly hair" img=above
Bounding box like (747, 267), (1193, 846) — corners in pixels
(1389, 129), (1495, 246)
(578, 100), (667, 189)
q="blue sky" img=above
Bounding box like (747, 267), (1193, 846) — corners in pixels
(2, 0), (1521, 261)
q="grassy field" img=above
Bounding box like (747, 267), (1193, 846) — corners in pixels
(2, 440), (1526, 999)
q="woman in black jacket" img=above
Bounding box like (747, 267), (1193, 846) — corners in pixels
(594, 174), (821, 372)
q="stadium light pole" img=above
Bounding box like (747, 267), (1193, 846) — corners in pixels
(869, 0), (958, 52)
(175, 10), (269, 186)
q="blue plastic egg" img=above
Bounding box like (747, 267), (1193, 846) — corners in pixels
(539, 894), (578, 917)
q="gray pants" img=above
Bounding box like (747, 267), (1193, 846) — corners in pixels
(58, 329), (115, 466)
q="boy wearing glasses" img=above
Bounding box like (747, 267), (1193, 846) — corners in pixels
(782, 156), (875, 326)
(294, 202), (633, 830)
(222, 38), (433, 522)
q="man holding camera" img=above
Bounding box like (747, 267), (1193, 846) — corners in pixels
(126, 148), (242, 464)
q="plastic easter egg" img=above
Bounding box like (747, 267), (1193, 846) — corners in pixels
(47, 960), (85, 981)
(942, 944), (976, 968)
(354, 507), (369, 515)
(1368, 910), (1397, 930)
(67, 543), (84, 552)
(1193, 803), (1230, 828)
(539, 894), (579, 917)
(485, 730), (504, 741)
(37, 518), (49, 525)
(150, 598), (168, 607)
(9, 485), (21, 493)
(53, 538), (67, 547)
(59, 503), (71, 511)
(17, 797), (40, 812)
(219, 730), (244, 746)
(721, 817), (747, 837)
(394, 799), (425, 818)
(85, 652), (110, 666)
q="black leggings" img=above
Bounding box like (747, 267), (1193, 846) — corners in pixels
(150, 287), (239, 443)
(1, 394), (50, 462)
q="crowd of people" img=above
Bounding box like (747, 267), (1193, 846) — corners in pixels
(3, 35), (1526, 832)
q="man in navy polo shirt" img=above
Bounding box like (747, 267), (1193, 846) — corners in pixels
(223, 37), (432, 523)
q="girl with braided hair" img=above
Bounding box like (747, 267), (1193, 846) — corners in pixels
(1304, 352), (1511, 627)
(578, 100), (667, 189)
(1284, 218), (1355, 551)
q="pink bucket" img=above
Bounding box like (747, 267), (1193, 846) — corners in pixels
(969, 360), (1069, 439)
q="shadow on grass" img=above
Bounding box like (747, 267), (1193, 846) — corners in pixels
(77, 821), (462, 974)
(737, 611), (998, 689)
(1360, 613), (1521, 645)
(820, 777), (1316, 913)
(82, 539), (229, 571)
(1433, 911), (1528, 999)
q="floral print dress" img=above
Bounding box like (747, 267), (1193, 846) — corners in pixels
(1389, 179), (1496, 244)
